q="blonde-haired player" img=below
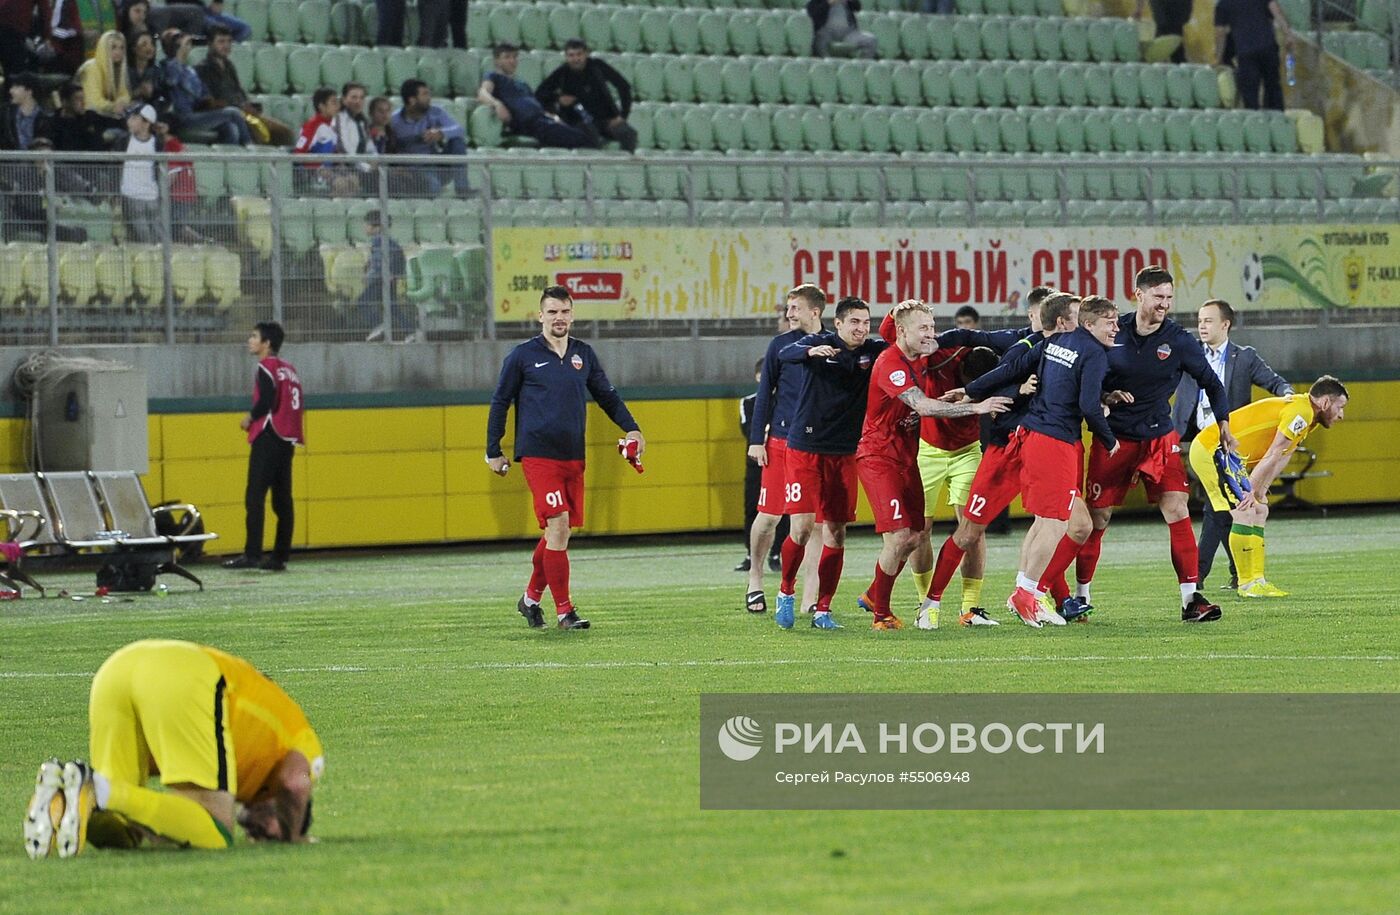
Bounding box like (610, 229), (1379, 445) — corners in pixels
(1188, 376), (1349, 598)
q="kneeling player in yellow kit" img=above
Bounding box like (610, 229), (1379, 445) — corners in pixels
(1189, 375), (1349, 598)
(24, 640), (324, 858)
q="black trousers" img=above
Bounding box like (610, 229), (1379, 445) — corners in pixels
(244, 431), (295, 561)
(376, 0), (405, 46)
(1149, 0), (1192, 62)
(743, 460), (788, 558)
(1197, 507), (1237, 585)
(1236, 46), (1284, 111)
(450, 0), (467, 48)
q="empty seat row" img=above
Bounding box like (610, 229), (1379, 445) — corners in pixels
(0, 243), (239, 308)
(228, 196), (482, 256)
(1323, 30), (1393, 72)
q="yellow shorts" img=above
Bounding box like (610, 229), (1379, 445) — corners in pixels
(917, 440), (983, 513)
(88, 640), (236, 795)
(1188, 437), (1237, 513)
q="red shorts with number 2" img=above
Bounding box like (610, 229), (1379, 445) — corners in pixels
(521, 457), (585, 529)
(858, 455), (926, 533)
(757, 436), (789, 517)
(785, 448), (858, 524)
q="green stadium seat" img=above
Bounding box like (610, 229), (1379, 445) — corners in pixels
(488, 4), (520, 46)
(916, 109), (947, 152)
(643, 153), (686, 199)
(310, 198), (347, 246)
(888, 110), (918, 152)
(721, 11), (756, 56)
(386, 49), (419, 97)
(611, 9), (643, 53)
(1109, 164), (1143, 200)
(1164, 65), (1194, 108)
(865, 61), (895, 105)
(1058, 63), (1087, 106)
(948, 109), (978, 151)
(1193, 168), (1225, 200)
(1060, 19), (1089, 62)
(418, 50), (450, 96)
(827, 162), (860, 201)
(801, 107), (833, 151)
(891, 62), (921, 106)
(254, 44), (288, 94)
(972, 109), (1001, 151)
(1113, 20), (1140, 61)
(926, 17), (956, 59)
(1216, 111), (1246, 152)
(864, 107), (897, 152)
(952, 17), (982, 59)
(981, 16), (1010, 59)
(1008, 16), (1037, 60)
(581, 6), (614, 51)
(869, 15), (903, 59)
(683, 105), (714, 150)
(771, 105), (803, 152)
(901, 15), (930, 59)
(773, 58), (805, 104)
(650, 103), (684, 150)
(847, 201), (881, 228)
(922, 62), (953, 106)
(698, 11), (729, 55)
(1033, 18), (1060, 60)
(949, 61), (979, 106)
(786, 12), (814, 56)
(1358, 0), (1391, 33)
(1031, 62), (1060, 105)
(1055, 108), (1085, 152)
(791, 159), (827, 202)
(297, 0), (332, 43)
(268, 0), (299, 41)
(741, 106), (774, 151)
(957, 0), (985, 12)
(1025, 107), (1056, 151)
(353, 49), (387, 96)
(1026, 161), (1057, 199)
(1000, 168), (1030, 201)
(752, 11), (784, 57)
(1136, 110), (1165, 152)
(809, 59), (839, 104)
(1084, 63), (1115, 106)
(716, 57), (751, 103)
(1241, 112), (1272, 152)
(631, 56), (664, 102)
(1163, 110), (1193, 152)
(238, 0), (270, 42)
(547, 5), (580, 46)
(836, 61), (866, 104)
(668, 10), (699, 55)
(693, 58), (724, 103)
(1188, 109), (1218, 151)
(512, 4), (546, 48)
(977, 61), (1007, 106)
(1269, 114), (1298, 153)
(1002, 61), (1033, 106)
(466, 2), (489, 46)
(1110, 63), (1140, 107)
(1243, 166), (1273, 199)
(663, 57), (694, 102)
(698, 158), (740, 200)
(1083, 108), (1111, 152)
(317, 46), (352, 94)
(637, 9), (670, 54)
(1191, 64), (1220, 107)
(229, 41), (255, 86)
(1138, 64), (1168, 107)
(831, 105), (864, 151)
(999, 109), (1030, 152)
(1087, 18), (1115, 62)
(329, 0), (358, 44)
(971, 165), (1000, 201)
(469, 104), (502, 148)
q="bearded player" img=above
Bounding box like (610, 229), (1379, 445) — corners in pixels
(856, 301), (1011, 629)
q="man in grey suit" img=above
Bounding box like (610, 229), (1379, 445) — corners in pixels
(1173, 299), (1292, 589)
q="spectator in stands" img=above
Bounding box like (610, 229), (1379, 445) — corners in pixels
(414, 0), (467, 48)
(117, 0), (155, 44)
(2, 136), (90, 242)
(391, 78), (471, 197)
(536, 39), (637, 153)
(358, 208), (413, 342)
(479, 43), (600, 150)
(0, 0), (37, 79)
(158, 27), (250, 145)
(807, 0), (877, 59)
(1136, 0), (1191, 64)
(184, 0), (252, 42)
(52, 83), (122, 152)
(76, 30), (131, 117)
(1214, 0), (1292, 111)
(118, 0), (203, 45)
(0, 73), (53, 151)
(953, 305), (980, 329)
(294, 86), (360, 195)
(127, 30), (161, 105)
(334, 81), (379, 185)
(367, 95), (395, 153)
(40, 0), (83, 75)
(118, 103), (167, 244)
(197, 24), (293, 146)
(376, 0), (405, 46)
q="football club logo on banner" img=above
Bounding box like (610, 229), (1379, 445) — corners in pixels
(1156, 344), (1171, 361)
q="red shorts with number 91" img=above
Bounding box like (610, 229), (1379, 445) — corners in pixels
(858, 455), (926, 534)
(784, 447), (858, 524)
(520, 457), (586, 529)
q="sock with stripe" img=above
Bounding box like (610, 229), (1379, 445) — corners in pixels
(1229, 524), (1264, 584)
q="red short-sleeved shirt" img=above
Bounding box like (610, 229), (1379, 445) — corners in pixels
(856, 345), (925, 465)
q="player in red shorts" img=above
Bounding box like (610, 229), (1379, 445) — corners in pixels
(485, 285), (645, 630)
(919, 291), (1079, 628)
(856, 301), (1011, 630)
(1079, 266), (1238, 623)
(954, 295), (1121, 628)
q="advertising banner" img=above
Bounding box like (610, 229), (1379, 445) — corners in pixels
(492, 225), (1397, 321)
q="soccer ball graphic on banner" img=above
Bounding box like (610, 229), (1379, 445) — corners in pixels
(1241, 252), (1265, 303)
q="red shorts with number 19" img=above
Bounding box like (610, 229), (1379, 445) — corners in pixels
(784, 448), (858, 524)
(520, 457), (586, 529)
(757, 436), (789, 517)
(1085, 432), (1188, 508)
(858, 455), (925, 534)
(963, 441), (1023, 524)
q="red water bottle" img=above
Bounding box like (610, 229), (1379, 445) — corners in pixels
(618, 437), (644, 474)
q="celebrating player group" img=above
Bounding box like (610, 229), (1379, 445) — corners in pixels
(736, 264), (1350, 631)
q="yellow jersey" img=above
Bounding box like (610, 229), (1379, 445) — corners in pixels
(1195, 395), (1316, 468)
(199, 645), (325, 803)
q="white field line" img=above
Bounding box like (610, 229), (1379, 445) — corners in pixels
(1, 653), (1395, 679)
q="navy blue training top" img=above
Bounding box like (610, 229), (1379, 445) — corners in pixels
(749, 327), (819, 447)
(780, 330), (888, 456)
(1103, 313), (1228, 442)
(983, 332), (1043, 447)
(967, 327), (1116, 451)
(486, 336), (639, 461)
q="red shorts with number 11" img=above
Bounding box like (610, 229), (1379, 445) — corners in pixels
(521, 457), (585, 529)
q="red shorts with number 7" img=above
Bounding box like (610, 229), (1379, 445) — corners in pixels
(521, 457), (586, 529)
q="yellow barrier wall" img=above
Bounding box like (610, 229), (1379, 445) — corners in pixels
(0, 380), (1395, 551)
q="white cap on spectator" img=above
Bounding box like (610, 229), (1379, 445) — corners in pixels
(134, 104), (158, 124)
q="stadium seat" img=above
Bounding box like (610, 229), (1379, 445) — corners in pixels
(916, 108), (948, 152)
(922, 62), (953, 107)
(901, 15), (930, 59)
(670, 10), (701, 55)
(1002, 62), (1033, 106)
(385, 49), (418, 98)
(981, 16), (1010, 60)
(253, 43), (288, 94)
(1033, 18), (1060, 60)
(751, 58), (783, 104)
(412, 201), (449, 245)
(952, 17), (981, 60)
(949, 62), (979, 106)
(1138, 64), (1168, 107)
(418, 50), (450, 97)
(287, 45), (323, 95)
(1242, 112), (1272, 152)
(298, 0), (332, 43)
(1270, 114), (1298, 153)
(1083, 108), (1111, 152)
(268, 0), (299, 42)
(1136, 110), (1166, 152)
(352, 49), (387, 96)
(1082, 63), (1113, 106)
(238, 0), (270, 42)
(1058, 63), (1087, 106)
(1163, 110), (1193, 152)
(972, 109), (1000, 151)
(1109, 64), (1140, 107)
(1030, 62), (1060, 106)
(1060, 18), (1089, 62)
(683, 105), (715, 150)
(168, 246), (206, 305)
(999, 109), (1030, 152)
(835, 61), (865, 105)
(1191, 64), (1221, 107)
(891, 62), (921, 106)
(977, 61), (1007, 106)
(697, 10), (729, 55)
(786, 12), (814, 56)
(801, 107), (833, 152)
(1216, 112), (1245, 152)
(1055, 108), (1085, 152)
(328, 0), (358, 44)
(663, 57), (694, 103)
(639, 9), (671, 54)
(1008, 16), (1037, 60)
(1086, 18), (1115, 62)
(864, 61), (894, 106)
(719, 57), (753, 104)
(651, 104), (685, 150)
(926, 17), (955, 59)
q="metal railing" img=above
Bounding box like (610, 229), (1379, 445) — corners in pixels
(1, 148), (1397, 346)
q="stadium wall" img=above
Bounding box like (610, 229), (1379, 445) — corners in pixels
(0, 380), (1397, 552)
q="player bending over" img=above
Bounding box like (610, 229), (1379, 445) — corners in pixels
(25, 640), (323, 858)
(1188, 375), (1348, 598)
(855, 300), (1011, 630)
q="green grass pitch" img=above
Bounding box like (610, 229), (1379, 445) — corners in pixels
(1, 511), (1398, 913)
